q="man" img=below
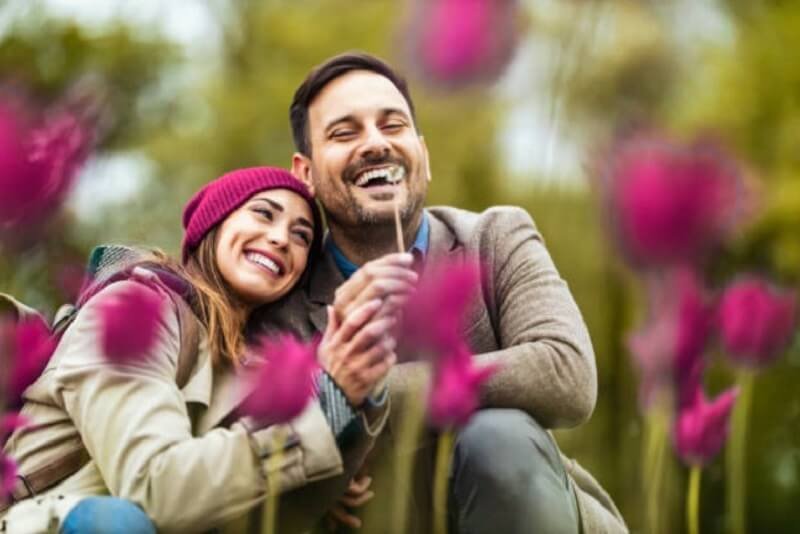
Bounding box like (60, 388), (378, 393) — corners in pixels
(263, 52), (626, 533)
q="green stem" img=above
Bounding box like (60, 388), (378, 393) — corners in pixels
(262, 428), (286, 534)
(392, 388), (426, 534)
(433, 430), (455, 534)
(727, 370), (754, 534)
(687, 466), (702, 534)
(643, 403), (670, 534)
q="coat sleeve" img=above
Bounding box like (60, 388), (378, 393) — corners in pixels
(50, 280), (344, 533)
(389, 207), (598, 429)
(477, 206), (598, 428)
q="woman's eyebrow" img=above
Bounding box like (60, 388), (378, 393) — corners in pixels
(294, 216), (313, 230)
(251, 197), (284, 212)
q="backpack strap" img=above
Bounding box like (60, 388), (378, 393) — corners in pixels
(172, 290), (201, 389)
(0, 293), (47, 325)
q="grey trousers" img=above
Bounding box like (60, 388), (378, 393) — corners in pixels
(447, 409), (581, 534)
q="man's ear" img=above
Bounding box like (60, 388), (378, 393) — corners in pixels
(291, 152), (315, 195)
(420, 136), (432, 183)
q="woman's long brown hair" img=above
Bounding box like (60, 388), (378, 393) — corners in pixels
(156, 227), (248, 368)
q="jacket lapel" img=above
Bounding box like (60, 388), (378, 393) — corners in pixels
(307, 248), (346, 332)
(195, 364), (252, 435)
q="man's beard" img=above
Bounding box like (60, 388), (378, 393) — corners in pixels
(328, 153), (424, 226)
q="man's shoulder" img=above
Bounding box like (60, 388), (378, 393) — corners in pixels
(427, 205), (536, 235)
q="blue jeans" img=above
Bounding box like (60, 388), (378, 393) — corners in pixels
(60, 497), (156, 534)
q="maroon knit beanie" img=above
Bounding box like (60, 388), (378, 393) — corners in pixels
(181, 166), (320, 264)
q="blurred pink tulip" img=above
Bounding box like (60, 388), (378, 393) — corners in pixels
(411, 0), (520, 86)
(1, 316), (56, 407)
(0, 96), (93, 242)
(1, 453), (17, 501)
(719, 277), (796, 368)
(608, 134), (742, 269)
(0, 104), (38, 226)
(239, 335), (321, 426)
(398, 259), (481, 360)
(674, 385), (738, 467)
(628, 270), (714, 410)
(98, 283), (165, 364)
(428, 344), (498, 428)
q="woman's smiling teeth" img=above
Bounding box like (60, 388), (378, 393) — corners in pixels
(245, 251), (282, 275)
(354, 165), (406, 187)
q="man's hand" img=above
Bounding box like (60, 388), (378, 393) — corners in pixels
(318, 299), (397, 406)
(325, 475), (375, 531)
(333, 253), (417, 322)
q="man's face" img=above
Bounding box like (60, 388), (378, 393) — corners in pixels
(294, 70), (430, 229)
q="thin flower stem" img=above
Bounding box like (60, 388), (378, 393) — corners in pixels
(433, 429), (455, 534)
(644, 403), (670, 534)
(392, 389), (426, 534)
(727, 370), (754, 534)
(262, 428), (286, 534)
(393, 193), (405, 253)
(687, 466), (702, 534)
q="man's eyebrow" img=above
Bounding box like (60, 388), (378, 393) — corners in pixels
(381, 107), (411, 120)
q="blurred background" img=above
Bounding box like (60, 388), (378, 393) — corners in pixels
(1, 1), (799, 532)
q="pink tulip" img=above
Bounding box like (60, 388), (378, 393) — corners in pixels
(628, 270), (714, 410)
(239, 335), (321, 426)
(428, 344), (498, 428)
(719, 277), (796, 368)
(413, 0), (519, 86)
(98, 283), (165, 364)
(0, 96), (93, 242)
(674, 384), (738, 467)
(0, 103), (38, 226)
(608, 134), (742, 268)
(398, 259), (481, 360)
(1, 316), (56, 407)
(1, 454), (18, 501)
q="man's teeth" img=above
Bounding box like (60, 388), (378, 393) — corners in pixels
(246, 252), (280, 274)
(354, 166), (406, 187)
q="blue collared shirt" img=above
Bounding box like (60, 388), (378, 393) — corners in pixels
(327, 210), (430, 280)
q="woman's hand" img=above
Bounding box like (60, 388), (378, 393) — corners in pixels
(317, 299), (397, 407)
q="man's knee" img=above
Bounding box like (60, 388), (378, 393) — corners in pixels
(453, 408), (565, 485)
(449, 409), (579, 534)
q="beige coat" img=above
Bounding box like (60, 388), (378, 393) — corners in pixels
(256, 206), (629, 533)
(2, 268), (388, 533)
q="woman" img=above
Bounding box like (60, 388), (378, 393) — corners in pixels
(1, 167), (396, 533)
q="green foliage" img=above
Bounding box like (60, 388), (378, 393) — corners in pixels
(3, 1), (800, 532)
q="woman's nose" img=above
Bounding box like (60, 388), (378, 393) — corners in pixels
(267, 227), (289, 248)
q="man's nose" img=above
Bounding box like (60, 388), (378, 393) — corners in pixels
(358, 125), (391, 160)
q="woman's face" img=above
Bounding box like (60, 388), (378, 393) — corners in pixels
(215, 189), (314, 307)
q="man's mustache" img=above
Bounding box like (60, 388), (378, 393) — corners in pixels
(342, 155), (407, 184)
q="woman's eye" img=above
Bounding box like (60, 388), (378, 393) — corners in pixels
(293, 231), (312, 246)
(383, 122), (403, 131)
(254, 208), (273, 220)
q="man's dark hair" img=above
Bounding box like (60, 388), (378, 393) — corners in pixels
(290, 52), (417, 156)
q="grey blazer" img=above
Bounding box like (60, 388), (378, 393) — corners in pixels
(259, 205), (627, 533)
